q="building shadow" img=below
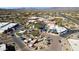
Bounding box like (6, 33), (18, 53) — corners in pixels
(60, 29), (79, 38)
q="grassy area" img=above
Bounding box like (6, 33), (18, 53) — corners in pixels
(34, 23), (42, 29)
(31, 30), (40, 36)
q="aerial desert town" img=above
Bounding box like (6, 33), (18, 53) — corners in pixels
(0, 7), (79, 51)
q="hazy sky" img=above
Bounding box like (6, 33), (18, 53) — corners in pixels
(0, 0), (78, 7)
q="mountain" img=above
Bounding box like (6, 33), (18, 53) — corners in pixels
(0, 7), (79, 11)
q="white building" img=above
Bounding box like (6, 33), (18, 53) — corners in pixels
(0, 43), (6, 51)
(38, 17), (46, 21)
(28, 20), (36, 23)
(47, 23), (68, 35)
(68, 39), (79, 51)
(28, 16), (39, 20)
(0, 22), (19, 33)
(55, 25), (68, 35)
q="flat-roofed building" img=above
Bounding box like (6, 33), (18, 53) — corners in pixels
(0, 43), (16, 51)
(47, 22), (68, 35)
(68, 39), (79, 51)
(0, 22), (19, 33)
(0, 43), (6, 51)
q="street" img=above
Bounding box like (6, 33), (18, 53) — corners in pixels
(11, 33), (29, 51)
(60, 13), (79, 25)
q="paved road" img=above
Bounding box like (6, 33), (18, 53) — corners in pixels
(11, 33), (29, 51)
(59, 13), (79, 25)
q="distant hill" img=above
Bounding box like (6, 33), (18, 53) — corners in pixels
(0, 7), (79, 11)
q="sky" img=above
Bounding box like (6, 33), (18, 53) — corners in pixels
(0, 0), (79, 7)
